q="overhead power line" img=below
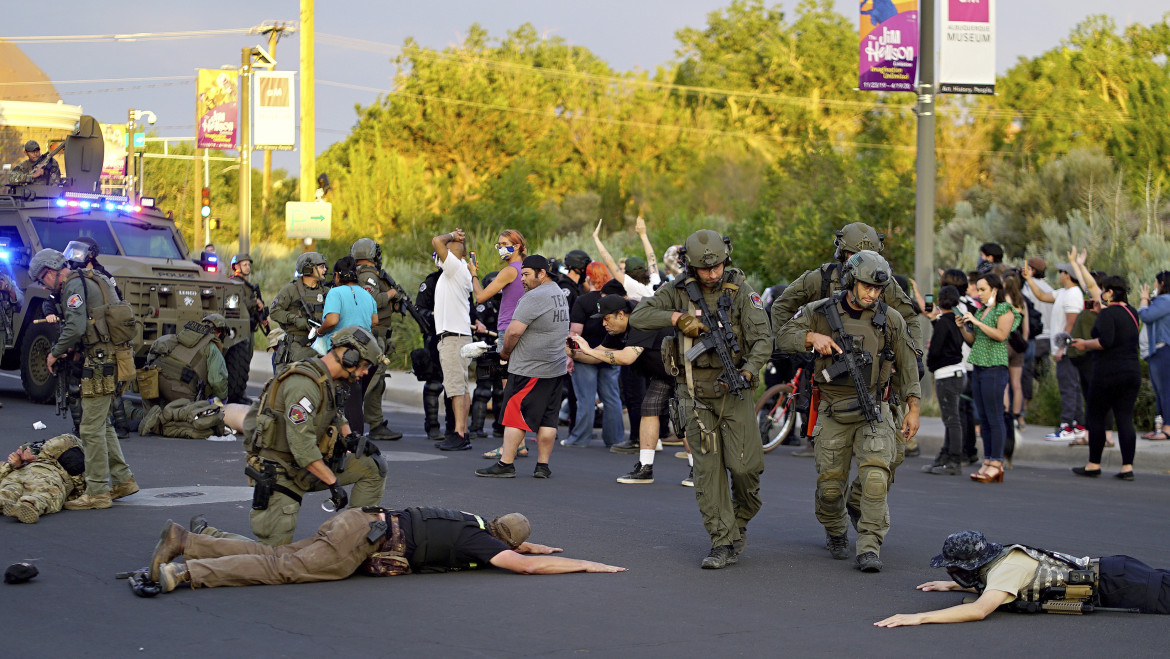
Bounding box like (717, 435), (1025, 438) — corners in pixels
(0, 25), (287, 44)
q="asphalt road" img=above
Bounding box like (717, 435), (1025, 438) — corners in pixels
(1, 373), (1167, 657)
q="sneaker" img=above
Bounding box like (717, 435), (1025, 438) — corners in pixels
(856, 551), (883, 573)
(609, 440), (639, 454)
(189, 514), (210, 535)
(435, 433), (472, 451)
(700, 544), (737, 569)
(157, 562), (191, 593)
(475, 462), (516, 478)
(1073, 424), (1088, 440)
(110, 478), (140, 500)
(368, 422), (403, 441)
(560, 439), (589, 448)
(533, 463), (552, 479)
(921, 451), (947, 473)
(661, 434), (684, 446)
(4, 501), (40, 524)
(64, 493), (113, 510)
(846, 501), (860, 532)
(1045, 424), (1077, 441)
(732, 527), (747, 555)
(927, 461), (961, 476)
(680, 467), (694, 487)
(826, 533), (849, 560)
(675, 451), (690, 460)
(616, 462), (654, 484)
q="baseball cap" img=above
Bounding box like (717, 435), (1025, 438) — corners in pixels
(1057, 263), (1074, 274)
(23, 140), (40, 152)
(625, 256), (647, 275)
(1026, 257), (1046, 274)
(521, 254), (549, 272)
(591, 294), (632, 319)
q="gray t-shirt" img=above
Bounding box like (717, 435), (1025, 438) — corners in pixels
(507, 280), (569, 378)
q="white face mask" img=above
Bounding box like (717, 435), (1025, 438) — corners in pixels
(498, 246), (515, 259)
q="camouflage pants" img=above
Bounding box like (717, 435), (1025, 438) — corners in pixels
(79, 393), (133, 495)
(812, 401), (896, 556)
(249, 454), (386, 546)
(677, 387), (764, 548)
(0, 464), (69, 516)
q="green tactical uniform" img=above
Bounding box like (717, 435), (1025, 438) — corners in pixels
(629, 268), (772, 550)
(242, 357), (386, 545)
(139, 398), (227, 440)
(356, 262), (398, 428)
(0, 434), (85, 522)
(270, 278), (326, 365)
(51, 271), (134, 498)
(776, 292), (921, 558)
(147, 322), (228, 402)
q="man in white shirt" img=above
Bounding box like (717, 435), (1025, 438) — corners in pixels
(1024, 263), (1084, 439)
(431, 229), (475, 451)
(591, 217), (662, 301)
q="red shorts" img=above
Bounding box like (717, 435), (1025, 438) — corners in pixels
(501, 374), (563, 432)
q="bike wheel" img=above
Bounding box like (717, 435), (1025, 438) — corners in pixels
(755, 383), (797, 453)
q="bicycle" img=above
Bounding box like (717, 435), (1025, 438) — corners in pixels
(755, 362), (805, 453)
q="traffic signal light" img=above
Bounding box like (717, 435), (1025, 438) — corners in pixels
(200, 187), (211, 218)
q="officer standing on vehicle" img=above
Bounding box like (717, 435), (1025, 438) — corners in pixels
(351, 238), (404, 442)
(234, 326), (388, 545)
(628, 230), (771, 569)
(776, 251), (921, 573)
(270, 252), (328, 365)
(227, 253), (268, 404)
(145, 313), (229, 404)
(9, 140), (61, 186)
(29, 249), (136, 511)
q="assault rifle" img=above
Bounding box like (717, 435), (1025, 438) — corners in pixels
(11, 140), (65, 185)
(821, 298), (882, 432)
(681, 279), (750, 399)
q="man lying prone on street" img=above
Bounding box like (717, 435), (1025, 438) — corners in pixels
(128, 506), (626, 595)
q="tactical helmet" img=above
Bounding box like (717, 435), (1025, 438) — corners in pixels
(331, 326), (383, 367)
(29, 248), (67, 283)
(201, 313), (227, 332)
(680, 230), (731, 269)
(295, 251), (327, 278)
(231, 253), (251, 269)
(840, 250), (892, 291)
(564, 249), (591, 271)
(833, 222), (885, 262)
(62, 240), (94, 267)
(350, 238), (382, 264)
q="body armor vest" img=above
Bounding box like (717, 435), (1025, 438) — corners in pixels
(149, 324), (214, 402)
(812, 294), (894, 403)
(279, 279), (326, 338)
(245, 359), (339, 479)
(980, 544), (1093, 604)
(356, 263), (395, 331)
(405, 506), (488, 573)
(674, 270), (749, 373)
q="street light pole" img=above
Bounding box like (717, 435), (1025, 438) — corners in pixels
(239, 47), (253, 255)
(914, 1), (936, 294)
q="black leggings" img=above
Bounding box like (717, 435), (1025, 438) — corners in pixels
(1087, 371), (1140, 465)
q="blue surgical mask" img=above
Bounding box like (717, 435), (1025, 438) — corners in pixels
(497, 246), (515, 259)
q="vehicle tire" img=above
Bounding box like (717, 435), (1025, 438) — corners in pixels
(20, 321), (59, 404)
(224, 338), (253, 402)
(755, 383), (797, 453)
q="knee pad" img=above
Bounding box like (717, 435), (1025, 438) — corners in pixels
(423, 381), (445, 399)
(862, 469), (889, 498)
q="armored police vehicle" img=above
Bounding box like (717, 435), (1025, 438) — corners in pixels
(0, 116), (250, 403)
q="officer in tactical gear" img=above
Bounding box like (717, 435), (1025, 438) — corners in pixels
(227, 253), (268, 404)
(29, 248), (137, 511)
(146, 313), (229, 405)
(776, 250), (921, 574)
(141, 506), (624, 594)
(270, 251), (328, 366)
(410, 258), (456, 442)
(628, 229), (772, 569)
(1, 433), (86, 523)
(876, 530), (1170, 626)
(351, 238), (405, 442)
(9, 140), (61, 186)
(231, 325), (388, 546)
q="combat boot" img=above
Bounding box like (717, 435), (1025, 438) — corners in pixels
(368, 421), (403, 442)
(189, 514), (210, 535)
(700, 545), (737, 569)
(826, 533), (849, 560)
(157, 562), (191, 593)
(3, 501), (40, 524)
(110, 478), (140, 500)
(150, 520), (189, 581)
(856, 551), (883, 573)
(64, 493), (112, 510)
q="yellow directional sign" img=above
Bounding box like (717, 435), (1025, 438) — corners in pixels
(285, 201), (331, 239)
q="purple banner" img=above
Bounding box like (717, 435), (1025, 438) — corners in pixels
(859, 3), (919, 92)
(196, 69), (238, 150)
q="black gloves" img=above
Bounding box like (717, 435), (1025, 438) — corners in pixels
(327, 483), (348, 511)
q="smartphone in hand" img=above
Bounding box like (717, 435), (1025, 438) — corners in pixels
(924, 293), (934, 313)
(470, 251), (477, 267)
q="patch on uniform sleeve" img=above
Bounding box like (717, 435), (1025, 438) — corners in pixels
(67, 294), (83, 309)
(792, 308), (803, 320)
(750, 293), (764, 310)
(418, 282), (427, 293)
(288, 404), (310, 424)
(297, 396), (315, 414)
(365, 276), (378, 288)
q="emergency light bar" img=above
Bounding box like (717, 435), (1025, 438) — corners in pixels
(55, 192), (141, 213)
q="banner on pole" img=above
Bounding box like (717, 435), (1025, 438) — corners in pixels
(939, 0), (996, 94)
(253, 71), (296, 151)
(100, 123), (127, 179)
(858, 1), (919, 92)
(196, 69), (238, 150)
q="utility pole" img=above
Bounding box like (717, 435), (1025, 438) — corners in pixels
(259, 23), (293, 227)
(126, 109), (136, 203)
(239, 47), (253, 255)
(299, 0), (315, 205)
(914, 1), (936, 293)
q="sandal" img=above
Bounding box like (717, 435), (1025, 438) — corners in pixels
(1142, 430), (1169, 440)
(1068, 437), (1090, 446)
(482, 445), (529, 460)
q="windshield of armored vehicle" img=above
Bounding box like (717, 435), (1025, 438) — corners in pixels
(32, 216), (184, 259)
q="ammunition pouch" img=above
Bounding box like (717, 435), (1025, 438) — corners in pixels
(825, 398), (870, 426)
(94, 301), (137, 344)
(135, 366), (159, 399)
(80, 360), (117, 397)
(114, 345), (135, 383)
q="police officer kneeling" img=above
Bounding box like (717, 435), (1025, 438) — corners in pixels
(776, 250), (921, 573)
(238, 326), (388, 545)
(146, 313), (229, 405)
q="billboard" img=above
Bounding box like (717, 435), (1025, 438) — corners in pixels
(196, 69), (238, 150)
(100, 123), (126, 179)
(254, 71), (296, 151)
(939, 0), (996, 94)
(859, 1), (919, 92)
